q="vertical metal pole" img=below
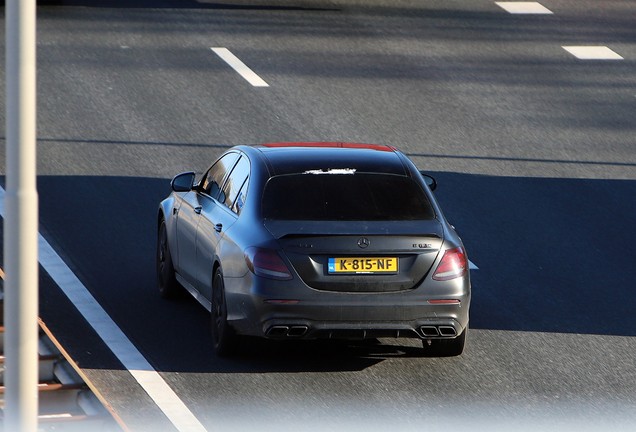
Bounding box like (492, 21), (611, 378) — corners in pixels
(5, 0), (39, 429)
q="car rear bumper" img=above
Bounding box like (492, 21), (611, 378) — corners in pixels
(259, 318), (466, 340)
(225, 273), (470, 340)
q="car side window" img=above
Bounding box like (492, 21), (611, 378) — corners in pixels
(222, 155), (250, 213)
(232, 177), (249, 215)
(201, 153), (239, 200)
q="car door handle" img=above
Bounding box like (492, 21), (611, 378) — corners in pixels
(194, 206), (202, 214)
(214, 223), (223, 233)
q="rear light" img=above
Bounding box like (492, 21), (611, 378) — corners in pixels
(244, 247), (293, 281)
(432, 247), (468, 281)
(428, 299), (461, 305)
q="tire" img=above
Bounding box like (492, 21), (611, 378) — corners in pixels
(157, 219), (181, 299)
(211, 268), (240, 357)
(422, 326), (467, 357)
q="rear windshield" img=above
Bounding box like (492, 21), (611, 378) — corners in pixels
(262, 173), (435, 221)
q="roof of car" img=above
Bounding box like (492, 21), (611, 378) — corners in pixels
(252, 142), (407, 176)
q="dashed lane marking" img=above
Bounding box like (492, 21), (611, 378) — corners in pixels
(0, 186), (208, 432)
(211, 47), (269, 87)
(495, 2), (553, 14)
(469, 260), (479, 270)
(562, 46), (624, 60)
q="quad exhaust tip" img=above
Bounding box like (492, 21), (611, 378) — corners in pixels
(267, 325), (308, 338)
(288, 326), (308, 337)
(420, 326), (439, 337)
(439, 326), (457, 336)
(420, 325), (457, 338)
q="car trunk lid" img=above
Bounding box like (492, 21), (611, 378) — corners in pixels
(267, 220), (443, 293)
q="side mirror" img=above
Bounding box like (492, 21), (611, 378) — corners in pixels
(420, 172), (437, 191)
(171, 171), (196, 192)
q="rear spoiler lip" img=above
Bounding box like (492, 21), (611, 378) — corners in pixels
(264, 219), (444, 239)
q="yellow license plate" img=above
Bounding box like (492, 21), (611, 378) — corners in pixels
(328, 257), (398, 274)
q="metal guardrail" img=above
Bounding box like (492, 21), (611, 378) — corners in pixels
(0, 275), (128, 431)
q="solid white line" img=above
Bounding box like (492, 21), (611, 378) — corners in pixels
(469, 260), (479, 270)
(0, 186), (207, 432)
(211, 47), (269, 87)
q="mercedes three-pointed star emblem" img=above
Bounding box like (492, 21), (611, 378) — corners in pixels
(357, 237), (370, 248)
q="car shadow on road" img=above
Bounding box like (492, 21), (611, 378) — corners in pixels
(427, 170), (636, 340)
(206, 337), (437, 372)
(25, 172), (636, 374)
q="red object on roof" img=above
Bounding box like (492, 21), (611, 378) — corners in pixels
(259, 142), (395, 152)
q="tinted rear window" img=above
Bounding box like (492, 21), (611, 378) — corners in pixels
(262, 173), (435, 221)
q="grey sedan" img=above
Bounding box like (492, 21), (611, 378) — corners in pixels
(157, 143), (470, 357)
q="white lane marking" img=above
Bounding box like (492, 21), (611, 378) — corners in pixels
(562, 46), (624, 60)
(469, 260), (479, 270)
(211, 47), (269, 87)
(495, 2), (553, 14)
(0, 186), (207, 432)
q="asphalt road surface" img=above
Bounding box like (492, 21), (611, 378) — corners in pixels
(1, 0), (636, 431)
